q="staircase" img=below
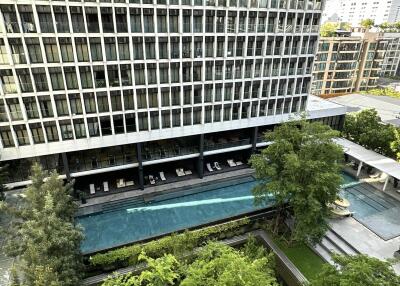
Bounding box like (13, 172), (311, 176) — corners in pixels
(313, 227), (360, 264)
(101, 197), (145, 213)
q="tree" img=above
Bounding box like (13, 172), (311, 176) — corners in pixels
(0, 164), (83, 286)
(339, 22), (351, 31)
(379, 22), (392, 32)
(181, 242), (278, 286)
(360, 18), (375, 29)
(249, 120), (343, 244)
(311, 254), (400, 286)
(391, 128), (400, 161)
(103, 253), (181, 286)
(343, 109), (396, 158)
(320, 22), (339, 37)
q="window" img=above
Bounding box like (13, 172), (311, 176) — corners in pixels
(38, 96), (53, 118)
(84, 93), (96, 114)
(87, 117), (100, 137)
(64, 67), (79, 90)
(60, 120), (74, 140)
(49, 67), (64, 91)
(0, 126), (14, 147)
(30, 123), (45, 144)
(69, 94), (83, 115)
(111, 91), (122, 111)
(74, 119), (86, 139)
(23, 97), (39, 119)
(96, 92), (109, 112)
(14, 125), (29, 146)
(44, 121), (59, 142)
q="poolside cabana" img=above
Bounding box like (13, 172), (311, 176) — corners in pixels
(334, 138), (400, 191)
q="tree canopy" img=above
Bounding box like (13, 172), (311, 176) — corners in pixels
(343, 109), (398, 158)
(360, 19), (375, 29)
(320, 22), (339, 37)
(102, 241), (278, 286)
(311, 254), (400, 286)
(0, 164), (83, 286)
(249, 120), (343, 244)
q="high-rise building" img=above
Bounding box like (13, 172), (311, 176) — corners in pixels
(0, 0), (345, 194)
(323, 0), (400, 26)
(312, 31), (388, 97)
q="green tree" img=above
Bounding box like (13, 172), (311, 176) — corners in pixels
(103, 253), (181, 286)
(391, 128), (400, 161)
(0, 164), (83, 286)
(181, 242), (278, 286)
(343, 109), (396, 157)
(380, 22), (392, 31)
(311, 254), (400, 286)
(320, 22), (339, 37)
(249, 120), (343, 244)
(339, 22), (351, 31)
(360, 18), (375, 29)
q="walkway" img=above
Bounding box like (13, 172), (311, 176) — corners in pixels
(78, 168), (254, 216)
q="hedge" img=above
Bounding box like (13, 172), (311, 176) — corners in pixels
(89, 217), (251, 272)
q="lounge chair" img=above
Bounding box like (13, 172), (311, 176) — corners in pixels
(227, 159), (237, 167)
(160, 171), (167, 181)
(236, 161), (243, 166)
(149, 175), (156, 185)
(214, 162), (222, 170)
(176, 168), (185, 177)
(185, 170), (193, 175)
(103, 181), (109, 192)
(125, 180), (134, 186)
(89, 184), (95, 194)
(117, 178), (125, 188)
(206, 163), (214, 172)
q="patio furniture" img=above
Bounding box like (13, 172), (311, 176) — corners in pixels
(214, 162), (222, 170)
(160, 171), (167, 181)
(89, 184), (95, 195)
(227, 159), (237, 167)
(185, 170), (192, 175)
(103, 181), (109, 192)
(126, 180), (134, 186)
(176, 168), (185, 177)
(206, 163), (214, 172)
(149, 175), (156, 185)
(117, 178), (125, 188)
(236, 161), (243, 166)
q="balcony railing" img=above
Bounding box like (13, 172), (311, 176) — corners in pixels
(69, 154), (137, 173)
(143, 146), (198, 161)
(204, 138), (251, 151)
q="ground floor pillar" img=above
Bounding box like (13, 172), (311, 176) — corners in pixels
(197, 134), (204, 179)
(136, 142), (144, 190)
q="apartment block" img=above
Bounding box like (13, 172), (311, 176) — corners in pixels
(0, 0), (345, 194)
(312, 31), (388, 96)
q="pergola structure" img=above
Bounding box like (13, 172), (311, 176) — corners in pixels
(335, 138), (400, 191)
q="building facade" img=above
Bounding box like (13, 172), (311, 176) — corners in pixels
(0, 0), (345, 194)
(312, 32), (388, 96)
(322, 0), (400, 26)
(381, 33), (400, 77)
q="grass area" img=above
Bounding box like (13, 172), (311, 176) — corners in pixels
(361, 88), (400, 99)
(270, 235), (326, 281)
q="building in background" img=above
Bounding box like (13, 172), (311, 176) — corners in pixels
(381, 33), (400, 77)
(0, 0), (345, 194)
(322, 0), (400, 26)
(312, 31), (388, 97)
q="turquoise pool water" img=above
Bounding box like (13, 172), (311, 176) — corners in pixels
(77, 176), (273, 253)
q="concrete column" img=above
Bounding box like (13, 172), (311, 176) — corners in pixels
(61, 153), (71, 181)
(136, 142), (144, 190)
(383, 175), (390, 192)
(198, 133), (204, 179)
(251, 126), (259, 153)
(356, 161), (363, 177)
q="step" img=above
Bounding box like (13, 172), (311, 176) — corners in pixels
(314, 243), (334, 265)
(325, 229), (358, 256)
(101, 198), (144, 213)
(320, 237), (346, 256)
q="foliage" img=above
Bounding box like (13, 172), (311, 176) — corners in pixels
(378, 21), (400, 32)
(1, 164), (83, 286)
(102, 253), (182, 286)
(391, 128), (400, 161)
(181, 242), (278, 286)
(361, 87), (400, 99)
(249, 120), (343, 244)
(90, 218), (250, 271)
(360, 18), (375, 29)
(320, 22), (339, 37)
(311, 254), (400, 286)
(339, 22), (351, 31)
(0, 164), (8, 201)
(343, 109), (398, 158)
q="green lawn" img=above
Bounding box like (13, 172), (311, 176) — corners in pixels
(271, 236), (326, 281)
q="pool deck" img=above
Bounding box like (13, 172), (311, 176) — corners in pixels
(78, 168), (255, 216)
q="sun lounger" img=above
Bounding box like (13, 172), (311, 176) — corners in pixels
(236, 161), (243, 166)
(103, 181), (109, 192)
(117, 178), (125, 188)
(206, 163), (214, 172)
(227, 159), (237, 167)
(149, 175), (156, 185)
(369, 172), (381, 179)
(214, 162), (222, 170)
(89, 184), (95, 194)
(126, 180), (134, 186)
(185, 170), (193, 175)
(176, 168), (185, 177)
(160, 171), (167, 181)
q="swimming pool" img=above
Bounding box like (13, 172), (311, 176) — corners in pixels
(77, 176), (274, 253)
(341, 181), (400, 240)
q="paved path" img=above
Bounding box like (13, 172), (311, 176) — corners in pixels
(329, 217), (400, 273)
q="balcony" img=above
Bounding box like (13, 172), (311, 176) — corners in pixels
(21, 22), (36, 33)
(204, 138), (251, 152)
(56, 22), (70, 33)
(20, 82), (34, 92)
(39, 21), (55, 33)
(2, 83), (17, 94)
(5, 22), (20, 33)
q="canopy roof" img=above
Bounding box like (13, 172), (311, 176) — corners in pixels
(334, 138), (400, 180)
